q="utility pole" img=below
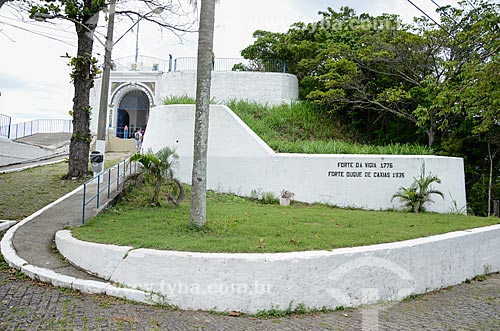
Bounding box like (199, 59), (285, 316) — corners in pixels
(95, 0), (117, 172)
(135, 20), (140, 64)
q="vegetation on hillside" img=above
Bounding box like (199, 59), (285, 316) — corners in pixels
(228, 100), (432, 155)
(160, 1), (500, 215)
(162, 97), (432, 155)
(239, 1), (500, 216)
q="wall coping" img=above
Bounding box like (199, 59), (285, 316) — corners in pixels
(56, 224), (500, 313)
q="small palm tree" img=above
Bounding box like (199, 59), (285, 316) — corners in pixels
(392, 164), (444, 213)
(131, 147), (184, 206)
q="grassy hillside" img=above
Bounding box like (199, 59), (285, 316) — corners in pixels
(162, 96), (433, 155)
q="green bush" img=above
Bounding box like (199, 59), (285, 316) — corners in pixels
(162, 95), (196, 105)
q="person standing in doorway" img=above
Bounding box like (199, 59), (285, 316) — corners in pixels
(134, 128), (142, 152)
(140, 126), (146, 145)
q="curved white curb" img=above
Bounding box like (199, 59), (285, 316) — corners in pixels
(57, 224), (500, 313)
(0, 220), (16, 232)
(0, 184), (162, 306)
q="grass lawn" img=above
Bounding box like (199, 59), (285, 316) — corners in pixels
(0, 162), (84, 220)
(0, 153), (129, 221)
(73, 185), (499, 253)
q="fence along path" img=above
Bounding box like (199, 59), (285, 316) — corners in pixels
(0, 118), (72, 140)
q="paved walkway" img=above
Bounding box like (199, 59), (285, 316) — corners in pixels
(0, 133), (70, 167)
(3, 183), (500, 330)
(0, 138), (499, 329)
(11, 157), (131, 280)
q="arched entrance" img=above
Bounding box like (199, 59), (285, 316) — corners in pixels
(116, 109), (130, 138)
(116, 89), (150, 138)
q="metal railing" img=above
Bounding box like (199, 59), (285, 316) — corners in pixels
(109, 55), (287, 73)
(82, 157), (140, 224)
(0, 113), (11, 138)
(173, 57), (287, 73)
(0, 119), (73, 140)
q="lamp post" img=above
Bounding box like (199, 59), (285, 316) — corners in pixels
(113, 7), (164, 67)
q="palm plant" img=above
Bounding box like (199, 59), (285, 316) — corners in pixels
(131, 147), (184, 206)
(392, 164), (444, 213)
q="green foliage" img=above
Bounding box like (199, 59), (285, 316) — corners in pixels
(402, 293), (424, 302)
(249, 189), (279, 204)
(130, 147), (184, 206)
(392, 164), (444, 213)
(162, 95), (196, 105)
(162, 95), (218, 105)
(71, 132), (92, 143)
(261, 192), (278, 204)
(63, 53), (101, 83)
(239, 1), (500, 215)
(254, 303), (320, 318)
(229, 100), (432, 155)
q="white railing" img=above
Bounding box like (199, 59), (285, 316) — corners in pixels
(0, 119), (73, 140)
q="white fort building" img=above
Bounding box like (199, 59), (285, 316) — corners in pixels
(90, 55), (467, 213)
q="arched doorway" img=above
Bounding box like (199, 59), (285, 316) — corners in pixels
(116, 90), (150, 138)
(116, 109), (130, 138)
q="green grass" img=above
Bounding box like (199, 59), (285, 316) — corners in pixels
(72, 184), (499, 253)
(0, 154), (129, 221)
(227, 99), (433, 155)
(162, 95), (196, 105)
(160, 97), (432, 155)
(0, 163), (84, 220)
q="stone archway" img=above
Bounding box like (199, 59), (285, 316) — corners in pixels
(114, 89), (151, 137)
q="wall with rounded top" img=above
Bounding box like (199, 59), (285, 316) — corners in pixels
(56, 225), (500, 313)
(90, 71), (299, 133)
(156, 71), (299, 105)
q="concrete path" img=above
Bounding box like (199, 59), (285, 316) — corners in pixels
(12, 186), (103, 280)
(14, 133), (71, 150)
(0, 133), (70, 167)
(10, 155), (130, 281)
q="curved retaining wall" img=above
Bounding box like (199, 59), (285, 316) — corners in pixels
(56, 225), (500, 313)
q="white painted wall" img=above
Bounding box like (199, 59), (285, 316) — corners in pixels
(157, 71), (299, 106)
(90, 71), (298, 133)
(142, 105), (467, 213)
(57, 225), (500, 313)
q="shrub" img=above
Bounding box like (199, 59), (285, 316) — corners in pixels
(392, 164), (444, 213)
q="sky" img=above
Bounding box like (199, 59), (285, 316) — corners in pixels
(0, 0), (462, 123)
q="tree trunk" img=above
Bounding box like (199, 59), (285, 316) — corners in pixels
(64, 23), (96, 179)
(487, 141), (497, 217)
(189, 0), (216, 227)
(426, 116), (436, 147)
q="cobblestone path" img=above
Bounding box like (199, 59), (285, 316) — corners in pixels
(1, 260), (499, 331)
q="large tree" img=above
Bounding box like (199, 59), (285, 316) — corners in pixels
(189, 0), (217, 227)
(27, 0), (191, 178)
(239, 0), (500, 215)
(30, 0), (104, 178)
